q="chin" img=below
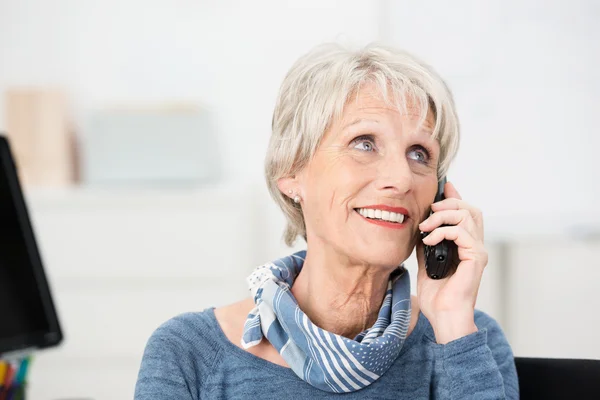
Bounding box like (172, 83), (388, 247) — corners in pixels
(353, 245), (407, 268)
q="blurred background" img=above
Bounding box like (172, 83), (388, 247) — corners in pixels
(0, 0), (598, 398)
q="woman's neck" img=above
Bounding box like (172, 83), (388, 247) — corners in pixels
(290, 246), (395, 339)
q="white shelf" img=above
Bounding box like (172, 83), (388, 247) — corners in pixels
(22, 184), (600, 242)
(22, 182), (257, 210)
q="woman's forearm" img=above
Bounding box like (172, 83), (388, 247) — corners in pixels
(431, 310), (478, 344)
(432, 323), (519, 400)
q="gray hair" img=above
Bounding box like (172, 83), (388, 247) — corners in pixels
(265, 43), (461, 246)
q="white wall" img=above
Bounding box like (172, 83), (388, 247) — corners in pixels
(2, 0), (598, 232)
(0, 0), (380, 184)
(384, 0), (600, 236)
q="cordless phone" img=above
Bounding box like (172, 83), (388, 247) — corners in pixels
(421, 176), (460, 279)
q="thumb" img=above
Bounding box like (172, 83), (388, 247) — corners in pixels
(444, 181), (462, 200)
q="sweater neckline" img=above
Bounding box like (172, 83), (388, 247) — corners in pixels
(204, 305), (429, 380)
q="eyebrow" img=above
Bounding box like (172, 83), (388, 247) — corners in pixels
(342, 118), (434, 137)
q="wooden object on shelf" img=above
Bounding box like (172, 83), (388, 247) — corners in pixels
(5, 88), (76, 187)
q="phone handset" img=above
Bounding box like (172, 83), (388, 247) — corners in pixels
(421, 176), (460, 279)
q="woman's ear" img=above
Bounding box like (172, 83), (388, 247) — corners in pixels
(277, 176), (297, 200)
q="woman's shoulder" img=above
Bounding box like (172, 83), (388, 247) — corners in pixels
(473, 309), (512, 350)
(144, 299), (254, 357)
(472, 309), (509, 345)
(136, 307), (229, 398)
(144, 308), (224, 360)
(151, 308), (218, 338)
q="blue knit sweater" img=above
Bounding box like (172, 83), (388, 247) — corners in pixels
(135, 307), (518, 399)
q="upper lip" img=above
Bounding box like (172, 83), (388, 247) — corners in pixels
(355, 204), (410, 218)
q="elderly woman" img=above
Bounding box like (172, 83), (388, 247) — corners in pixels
(135, 43), (518, 399)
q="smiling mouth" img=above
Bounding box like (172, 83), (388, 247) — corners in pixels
(354, 208), (408, 225)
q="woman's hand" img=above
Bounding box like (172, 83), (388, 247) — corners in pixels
(415, 181), (488, 344)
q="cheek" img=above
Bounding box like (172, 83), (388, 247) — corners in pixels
(322, 156), (370, 202)
(305, 153), (369, 218)
(416, 180), (439, 219)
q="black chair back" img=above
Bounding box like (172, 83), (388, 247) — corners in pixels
(516, 357), (600, 399)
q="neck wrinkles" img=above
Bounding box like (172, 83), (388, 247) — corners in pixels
(290, 247), (396, 339)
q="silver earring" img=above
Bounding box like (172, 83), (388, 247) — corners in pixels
(294, 195), (301, 204)
(288, 189), (293, 194)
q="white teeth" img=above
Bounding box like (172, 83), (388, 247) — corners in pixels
(357, 208), (406, 223)
(395, 213), (405, 223)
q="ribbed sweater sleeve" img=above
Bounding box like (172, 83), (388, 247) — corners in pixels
(431, 310), (519, 399)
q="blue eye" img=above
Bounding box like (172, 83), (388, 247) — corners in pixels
(352, 135), (376, 152)
(408, 146), (431, 163)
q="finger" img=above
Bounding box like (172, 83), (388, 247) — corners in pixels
(453, 244), (489, 284)
(421, 225), (476, 250)
(419, 209), (472, 232)
(444, 181), (462, 200)
(452, 259), (485, 300)
(430, 198), (484, 242)
(431, 198), (482, 221)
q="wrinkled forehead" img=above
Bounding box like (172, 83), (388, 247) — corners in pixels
(338, 82), (436, 132)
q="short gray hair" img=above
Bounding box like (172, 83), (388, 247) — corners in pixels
(265, 43), (461, 246)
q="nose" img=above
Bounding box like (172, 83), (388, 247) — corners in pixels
(375, 151), (413, 196)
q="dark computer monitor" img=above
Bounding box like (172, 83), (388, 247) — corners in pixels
(0, 135), (63, 356)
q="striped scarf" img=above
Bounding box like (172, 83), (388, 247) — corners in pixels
(241, 250), (412, 393)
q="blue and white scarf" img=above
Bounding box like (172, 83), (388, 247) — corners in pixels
(241, 250), (412, 393)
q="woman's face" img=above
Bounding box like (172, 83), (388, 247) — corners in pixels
(291, 84), (440, 268)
